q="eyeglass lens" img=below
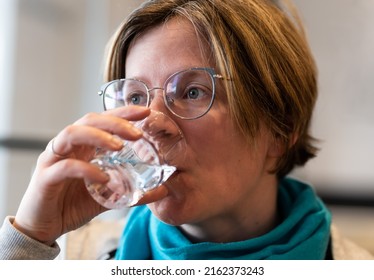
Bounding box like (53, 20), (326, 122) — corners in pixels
(103, 68), (216, 119)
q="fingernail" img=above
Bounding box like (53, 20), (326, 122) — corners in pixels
(124, 122), (142, 137)
(131, 126), (143, 137)
(111, 135), (124, 147)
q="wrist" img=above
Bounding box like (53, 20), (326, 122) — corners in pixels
(12, 218), (56, 247)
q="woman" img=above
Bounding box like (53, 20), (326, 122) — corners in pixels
(0, 0), (372, 260)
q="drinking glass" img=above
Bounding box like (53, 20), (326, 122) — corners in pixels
(86, 111), (185, 209)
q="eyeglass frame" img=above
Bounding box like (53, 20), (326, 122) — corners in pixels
(98, 67), (228, 120)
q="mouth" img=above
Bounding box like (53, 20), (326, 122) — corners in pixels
(172, 168), (181, 176)
(163, 168), (181, 186)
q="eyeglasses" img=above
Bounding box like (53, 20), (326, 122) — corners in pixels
(98, 67), (226, 120)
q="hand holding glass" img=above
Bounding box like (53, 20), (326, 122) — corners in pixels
(86, 111), (185, 208)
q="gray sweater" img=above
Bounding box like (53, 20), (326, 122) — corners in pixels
(0, 216), (60, 260)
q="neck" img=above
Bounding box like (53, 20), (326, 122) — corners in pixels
(179, 177), (280, 243)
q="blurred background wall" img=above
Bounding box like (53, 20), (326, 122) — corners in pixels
(292, 0), (374, 203)
(0, 0), (373, 252)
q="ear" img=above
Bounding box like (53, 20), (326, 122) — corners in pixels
(268, 132), (298, 158)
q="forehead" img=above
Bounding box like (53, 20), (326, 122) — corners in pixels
(125, 17), (213, 80)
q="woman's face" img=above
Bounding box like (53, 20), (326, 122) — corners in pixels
(125, 18), (280, 227)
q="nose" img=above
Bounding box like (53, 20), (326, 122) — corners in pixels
(144, 88), (179, 142)
(141, 109), (180, 140)
(139, 110), (184, 163)
(147, 87), (167, 113)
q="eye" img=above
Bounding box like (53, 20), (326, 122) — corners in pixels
(130, 94), (141, 105)
(183, 85), (209, 100)
(187, 88), (202, 99)
(125, 92), (147, 106)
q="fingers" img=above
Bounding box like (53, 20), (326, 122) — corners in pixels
(101, 105), (150, 121)
(49, 138), (69, 159)
(49, 125), (126, 159)
(43, 106), (150, 163)
(74, 113), (143, 138)
(40, 158), (109, 186)
(33, 106), (154, 203)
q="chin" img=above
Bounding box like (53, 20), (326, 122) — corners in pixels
(148, 170), (204, 225)
(147, 195), (196, 226)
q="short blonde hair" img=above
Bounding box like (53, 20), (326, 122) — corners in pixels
(105, 0), (318, 178)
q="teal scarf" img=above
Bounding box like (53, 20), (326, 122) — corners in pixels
(115, 177), (331, 259)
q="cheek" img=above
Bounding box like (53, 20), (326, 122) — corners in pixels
(180, 112), (251, 180)
(181, 116), (226, 163)
(189, 114), (240, 155)
(184, 115), (269, 190)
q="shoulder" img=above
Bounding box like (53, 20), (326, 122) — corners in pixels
(330, 223), (374, 260)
